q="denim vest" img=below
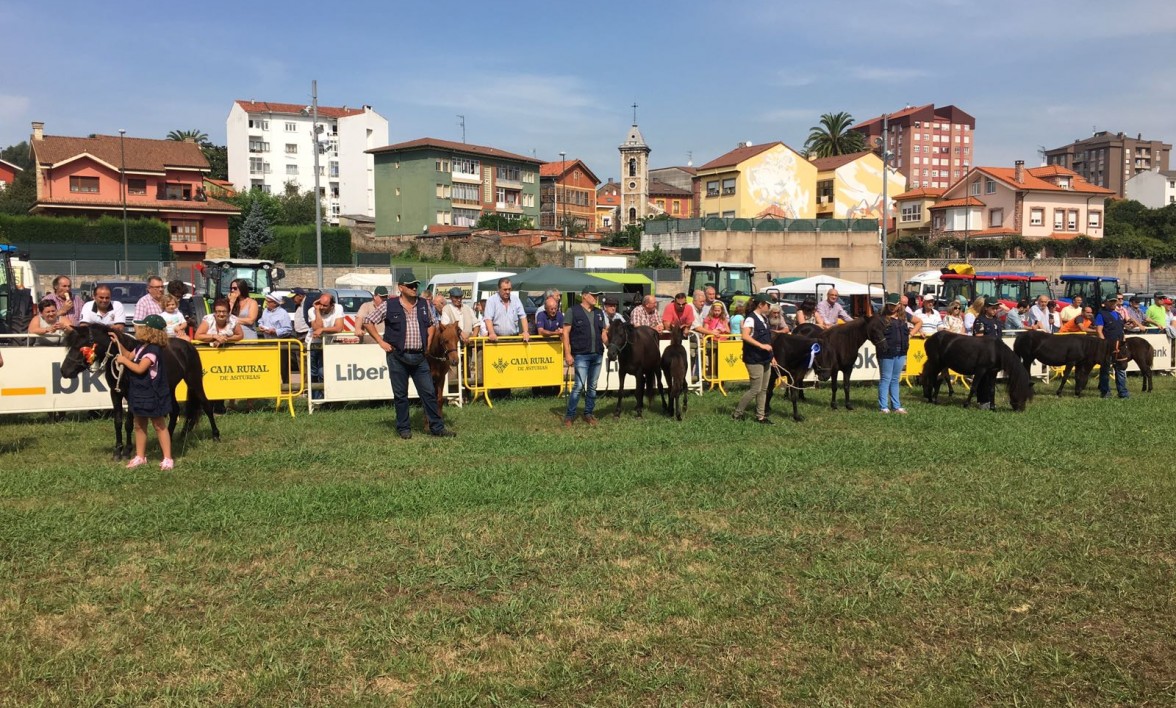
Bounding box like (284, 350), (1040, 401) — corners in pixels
(382, 297), (434, 351)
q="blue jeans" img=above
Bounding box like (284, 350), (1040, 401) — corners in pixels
(565, 352), (602, 420)
(1098, 359), (1129, 397)
(309, 345), (323, 400)
(386, 350), (446, 434)
(878, 355), (905, 410)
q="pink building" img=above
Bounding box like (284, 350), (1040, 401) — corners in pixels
(29, 122), (238, 266)
(929, 161), (1113, 243)
(0, 159), (21, 191)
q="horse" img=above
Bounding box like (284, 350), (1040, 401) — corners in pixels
(1013, 331), (1109, 397)
(1124, 336), (1154, 393)
(793, 317), (871, 410)
(60, 322), (220, 460)
(427, 321), (461, 409)
(659, 325), (689, 421)
(922, 332), (1035, 411)
(606, 321), (663, 418)
(767, 333), (825, 422)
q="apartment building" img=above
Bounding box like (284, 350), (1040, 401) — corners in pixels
(28, 121), (237, 264)
(1044, 131), (1171, 197)
(368, 137), (541, 236)
(226, 99), (388, 223)
(694, 141), (817, 219)
(596, 179), (621, 231)
(852, 104), (976, 191)
(539, 159), (599, 231)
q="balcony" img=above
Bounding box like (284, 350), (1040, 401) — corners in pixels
(249, 164), (272, 175)
(496, 201), (523, 213)
(452, 170), (481, 184)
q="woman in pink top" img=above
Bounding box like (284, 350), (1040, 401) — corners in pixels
(704, 302), (731, 338)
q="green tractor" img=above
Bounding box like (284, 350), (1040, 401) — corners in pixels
(198, 258), (285, 317)
(683, 261), (756, 309)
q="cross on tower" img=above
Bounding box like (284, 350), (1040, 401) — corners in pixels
(632, 102), (638, 125)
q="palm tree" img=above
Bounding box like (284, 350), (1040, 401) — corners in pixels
(803, 112), (867, 158)
(166, 129), (209, 146)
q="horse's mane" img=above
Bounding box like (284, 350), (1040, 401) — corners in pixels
(996, 339), (1034, 399)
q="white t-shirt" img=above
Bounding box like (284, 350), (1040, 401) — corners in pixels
(917, 309), (942, 336)
(161, 310), (186, 337)
(201, 313), (239, 337)
(80, 300), (126, 326)
(306, 304), (343, 344)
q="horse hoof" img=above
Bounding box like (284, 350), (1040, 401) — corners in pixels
(793, 415), (805, 422)
(845, 405), (854, 411)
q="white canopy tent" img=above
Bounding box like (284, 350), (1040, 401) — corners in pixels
(334, 272), (398, 289)
(760, 275), (885, 298)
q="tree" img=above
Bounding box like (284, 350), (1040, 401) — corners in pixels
(166, 129), (210, 146)
(275, 182), (318, 225)
(0, 141), (33, 171)
(475, 213), (533, 232)
(635, 244), (677, 269)
(236, 200), (273, 257)
(0, 168), (36, 216)
(803, 112), (867, 158)
(201, 144), (228, 181)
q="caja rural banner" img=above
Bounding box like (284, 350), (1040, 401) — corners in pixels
(481, 339), (565, 388)
(176, 344), (283, 401)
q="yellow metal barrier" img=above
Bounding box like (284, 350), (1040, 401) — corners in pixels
(464, 336), (566, 407)
(183, 338), (305, 416)
(699, 335), (746, 396)
(901, 337), (968, 389)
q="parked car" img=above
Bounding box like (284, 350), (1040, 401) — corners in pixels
(83, 280), (147, 328)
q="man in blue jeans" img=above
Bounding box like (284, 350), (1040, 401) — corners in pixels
(363, 271), (456, 439)
(561, 287), (609, 428)
(1095, 295), (1130, 399)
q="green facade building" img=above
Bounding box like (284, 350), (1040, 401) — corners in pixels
(368, 137), (542, 236)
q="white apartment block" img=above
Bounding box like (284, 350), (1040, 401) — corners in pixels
(1124, 168), (1176, 209)
(227, 100), (388, 224)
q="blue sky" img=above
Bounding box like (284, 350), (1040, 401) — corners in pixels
(2, 0), (1174, 182)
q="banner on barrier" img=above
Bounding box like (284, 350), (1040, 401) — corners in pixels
(321, 341), (410, 402)
(179, 345), (282, 401)
(481, 340), (564, 388)
(0, 347), (111, 413)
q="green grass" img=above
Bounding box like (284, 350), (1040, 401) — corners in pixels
(2, 378), (1175, 705)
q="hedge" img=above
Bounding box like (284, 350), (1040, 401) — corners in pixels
(259, 225), (352, 265)
(0, 214), (170, 245)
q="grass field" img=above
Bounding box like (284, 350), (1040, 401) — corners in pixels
(2, 376), (1175, 705)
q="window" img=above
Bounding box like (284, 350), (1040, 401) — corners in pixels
(249, 138), (269, 153)
(1067, 210), (1078, 230)
(970, 181), (981, 196)
(914, 132), (921, 140)
(453, 208), (479, 226)
(248, 119), (269, 130)
(522, 171), (535, 183)
(286, 164), (299, 175)
(170, 220), (201, 242)
(127, 178), (147, 195)
(656, 199), (665, 209)
(821, 258), (840, 269)
(435, 159), (450, 172)
(329, 162), (339, 178)
(1054, 210), (1064, 229)
(496, 187), (506, 203)
(330, 203), (340, 217)
(453, 157), (479, 176)
(706, 180), (719, 197)
(721, 210), (735, 218)
(70, 176), (99, 193)
(628, 158), (637, 177)
(900, 203), (922, 222)
(165, 183), (192, 200)
(672, 200), (681, 214)
(496, 165), (520, 181)
(285, 122), (297, 132)
(1029, 208), (1043, 227)
(523, 193), (534, 207)
(721, 178), (736, 196)
(285, 143), (297, 155)
(435, 184), (451, 198)
(452, 183), (479, 203)
(985, 179), (996, 194)
(1089, 211), (1101, 228)
(989, 208), (1003, 228)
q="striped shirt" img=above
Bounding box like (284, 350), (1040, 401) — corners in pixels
(364, 298), (435, 351)
(134, 294), (163, 321)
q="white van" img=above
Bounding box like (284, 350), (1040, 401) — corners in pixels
(425, 270), (515, 304)
(904, 269), (943, 301)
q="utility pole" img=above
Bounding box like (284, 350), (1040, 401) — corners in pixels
(312, 80), (323, 289)
(559, 151), (567, 266)
(119, 129), (128, 276)
(878, 115), (890, 291)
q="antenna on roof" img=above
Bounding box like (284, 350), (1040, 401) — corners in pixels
(686, 150), (693, 167)
(457, 114), (466, 143)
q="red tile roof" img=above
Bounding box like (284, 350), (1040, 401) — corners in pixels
(854, 104), (933, 130)
(893, 187), (945, 200)
(929, 196), (986, 209)
(972, 165), (1114, 195)
(810, 150), (874, 171)
(368, 137), (541, 164)
(697, 142), (786, 171)
(33, 134), (209, 173)
(0, 159), (23, 172)
(539, 159), (600, 185)
(648, 179), (691, 196)
(234, 99), (367, 120)
(968, 227), (1019, 237)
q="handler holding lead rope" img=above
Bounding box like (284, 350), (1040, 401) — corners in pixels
(732, 293), (775, 424)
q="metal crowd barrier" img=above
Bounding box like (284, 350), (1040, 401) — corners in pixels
(190, 338), (304, 416)
(312, 334), (464, 414)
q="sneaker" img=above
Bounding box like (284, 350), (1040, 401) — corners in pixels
(399, 430), (412, 440)
(160, 458), (174, 471)
(978, 403), (993, 410)
(126, 456), (147, 469)
(1119, 394), (1130, 399)
(430, 428), (457, 438)
(879, 408), (890, 414)
(563, 418), (574, 428)
(583, 415), (598, 426)
(731, 412), (745, 421)
(894, 408), (908, 414)
(1100, 393), (1111, 399)
(756, 417), (774, 425)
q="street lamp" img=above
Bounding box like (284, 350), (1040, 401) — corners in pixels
(876, 114), (891, 291)
(119, 129), (128, 276)
(301, 80), (324, 289)
(559, 151), (567, 266)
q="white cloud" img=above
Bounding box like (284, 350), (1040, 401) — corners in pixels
(756, 108), (818, 123)
(848, 66), (931, 82)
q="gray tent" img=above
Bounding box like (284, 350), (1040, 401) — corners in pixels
(477, 264), (616, 293)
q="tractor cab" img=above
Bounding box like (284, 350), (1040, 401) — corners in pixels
(1059, 275), (1119, 307)
(202, 258), (284, 304)
(683, 262), (755, 309)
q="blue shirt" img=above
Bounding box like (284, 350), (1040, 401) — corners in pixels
(483, 292), (527, 336)
(257, 305), (293, 338)
(535, 309), (564, 334)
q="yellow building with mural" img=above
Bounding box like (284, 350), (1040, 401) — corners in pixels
(694, 142), (816, 219)
(812, 150), (907, 220)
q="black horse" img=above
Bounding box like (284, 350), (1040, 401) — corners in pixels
(606, 321), (663, 418)
(768, 333), (825, 422)
(659, 326), (689, 421)
(793, 317), (871, 410)
(61, 323), (220, 459)
(1013, 331), (1109, 397)
(922, 332), (1035, 411)
(1124, 336), (1154, 393)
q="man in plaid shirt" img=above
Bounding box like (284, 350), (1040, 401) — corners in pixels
(134, 276), (166, 320)
(630, 295), (664, 332)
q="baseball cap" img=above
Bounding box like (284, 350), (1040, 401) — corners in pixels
(396, 271), (420, 287)
(602, 297), (618, 306)
(373, 286), (389, 297)
(751, 293), (772, 305)
(291, 287), (307, 296)
(885, 292), (901, 305)
(580, 286), (603, 297)
(448, 287), (464, 297)
(264, 292), (283, 304)
(134, 314), (167, 331)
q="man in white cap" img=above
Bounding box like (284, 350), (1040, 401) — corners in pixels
(256, 292), (293, 340)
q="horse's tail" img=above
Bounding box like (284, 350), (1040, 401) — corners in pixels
(996, 339), (1034, 398)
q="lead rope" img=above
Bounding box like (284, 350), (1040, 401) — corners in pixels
(769, 342), (821, 392)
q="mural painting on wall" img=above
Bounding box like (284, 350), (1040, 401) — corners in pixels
(837, 160), (907, 219)
(745, 149), (814, 219)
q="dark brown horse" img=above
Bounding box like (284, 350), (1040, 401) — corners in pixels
(793, 317), (872, 410)
(923, 332), (1035, 411)
(659, 325), (689, 420)
(768, 333), (825, 422)
(606, 321), (662, 418)
(428, 321), (461, 409)
(1124, 336), (1154, 392)
(1013, 331), (1109, 397)
(60, 322), (220, 459)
